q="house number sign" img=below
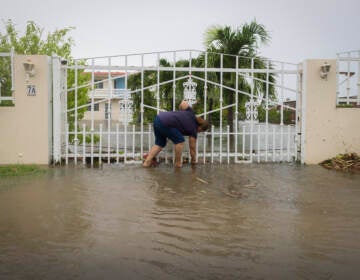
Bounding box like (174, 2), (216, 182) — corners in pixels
(27, 85), (36, 96)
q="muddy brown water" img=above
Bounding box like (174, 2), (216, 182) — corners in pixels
(0, 164), (360, 280)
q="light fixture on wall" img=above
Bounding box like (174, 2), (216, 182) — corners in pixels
(320, 62), (331, 80)
(23, 58), (36, 82)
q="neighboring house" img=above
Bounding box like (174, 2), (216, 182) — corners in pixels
(283, 100), (296, 124)
(275, 99), (296, 124)
(83, 72), (133, 125)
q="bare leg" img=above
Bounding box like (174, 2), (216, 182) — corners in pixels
(143, 145), (162, 167)
(174, 142), (184, 168)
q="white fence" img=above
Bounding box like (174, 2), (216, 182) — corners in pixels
(65, 121), (296, 165)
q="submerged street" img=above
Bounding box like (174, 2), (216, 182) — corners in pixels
(0, 164), (359, 279)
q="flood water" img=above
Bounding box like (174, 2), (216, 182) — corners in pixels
(0, 164), (359, 280)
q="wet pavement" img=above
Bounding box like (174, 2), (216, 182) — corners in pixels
(0, 163), (359, 279)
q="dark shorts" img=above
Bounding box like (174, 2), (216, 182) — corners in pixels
(153, 115), (185, 147)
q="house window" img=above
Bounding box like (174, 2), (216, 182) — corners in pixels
(95, 80), (103, 89)
(105, 103), (111, 120)
(114, 77), (125, 89)
(87, 102), (99, 111)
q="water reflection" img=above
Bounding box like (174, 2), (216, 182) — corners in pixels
(0, 164), (359, 279)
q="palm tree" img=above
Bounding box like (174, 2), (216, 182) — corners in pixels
(203, 20), (275, 131)
(127, 58), (193, 123)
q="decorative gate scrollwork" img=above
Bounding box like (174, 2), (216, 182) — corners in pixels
(245, 94), (263, 121)
(183, 77), (197, 106)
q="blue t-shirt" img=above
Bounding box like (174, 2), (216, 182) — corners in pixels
(158, 107), (198, 138)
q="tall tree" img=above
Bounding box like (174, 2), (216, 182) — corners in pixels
(0, 20), (89, 142)
(204, 20), (275, 130)
(127, 58), (200, 123)
(0, 19), (74, 57)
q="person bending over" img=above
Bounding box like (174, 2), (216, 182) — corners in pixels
(143, 101), (209, 168)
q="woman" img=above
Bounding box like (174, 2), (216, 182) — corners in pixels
(143, 101), (209, 168)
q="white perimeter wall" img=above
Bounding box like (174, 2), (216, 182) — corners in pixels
(302, 59), (360, 164)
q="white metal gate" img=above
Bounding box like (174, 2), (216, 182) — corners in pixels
(52, 50), (301, 166)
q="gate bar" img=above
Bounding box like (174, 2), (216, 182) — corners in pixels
(116, 123), (119, 164)
(265, 60), (270, 162)
(132, 125), (135, 160)
(280, 125), (284, 161)
(287, 126), (291, 161)
(74, 61), (78, 165)
(66, 123), (69, 165)
(173, 51), (176, 110)
(203, 52), (208, 164)
(272, 127), (276, 162)
(220, 54), (223, 163)
(68, 64), (298, 74)
(250, 58), (254, 162)
(211, 125), (214, 163)
(242, 125), (245, 160)
(91, 59), (95, 167)
(157, 53), (160, 114)
(107, 58), (112, 164)
(99, 124), (103, 164)
(257, 125), (260, 163)
(280, 63), (284, 125)
(83, 124), (86, 165)
(140, 55), (144, 158)
(234, 56), (239, 162)
(227, 125), (230, 164)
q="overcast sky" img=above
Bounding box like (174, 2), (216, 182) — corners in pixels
(1, 0), (359, 63)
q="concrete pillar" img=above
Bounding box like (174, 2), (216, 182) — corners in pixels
(0, 55), (52, 164)
(302, 59), (360, 164)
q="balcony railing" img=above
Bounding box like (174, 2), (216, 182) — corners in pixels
(88, 88), (131, 99)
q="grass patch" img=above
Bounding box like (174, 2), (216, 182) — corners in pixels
(0, 164), (47, 177)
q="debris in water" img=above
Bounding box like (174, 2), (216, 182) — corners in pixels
(222, 188), (242, 198)
(243, 184), (256, 188)
(196, 177), (208, 184)
(320, 153), (360, 173)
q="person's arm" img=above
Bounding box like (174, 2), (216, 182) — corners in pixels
(189, 136), (197, 164)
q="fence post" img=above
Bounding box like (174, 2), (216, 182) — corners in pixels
(52, 56), (62, 164)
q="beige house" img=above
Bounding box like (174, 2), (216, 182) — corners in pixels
(82, 72), (133, 124)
